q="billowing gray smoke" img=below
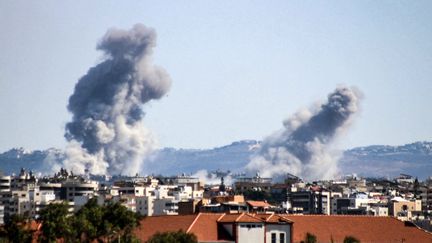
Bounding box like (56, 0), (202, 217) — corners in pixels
(246, 86), (361, 181)
(60, 24), (171, 175)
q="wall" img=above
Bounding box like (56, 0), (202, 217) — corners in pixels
(237, 223), (265, 243)
(266, 224), (291, 243)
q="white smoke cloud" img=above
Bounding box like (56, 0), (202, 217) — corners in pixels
(246, 86), (362, 181)
(192, 169), (233, 186)
(57, 24), (171, 175)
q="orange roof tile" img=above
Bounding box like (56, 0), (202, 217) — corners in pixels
(188, 213), (224, 242)
(218, 213), (263, 223)
(284, 215), (432, 243)
(236, 213), (263, 223)
(217, 213), (240, 223)
(246, 200), (272, 208)
(134, 213), (432, 243)
(254, 213), (293, 224)
(133, 214), (196, 242)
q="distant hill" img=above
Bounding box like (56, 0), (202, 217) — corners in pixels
(142, 140), (260, 175)
(0, 148), (62, 176)
(341, 141), (432, 179)
(0, 141), (431, 179)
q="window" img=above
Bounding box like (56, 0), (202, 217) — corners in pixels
(240, 224), (261, 229)
(280, 233), (285, 243)
(271, 233), (276, 243)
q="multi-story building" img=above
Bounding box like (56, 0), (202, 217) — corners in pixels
(60, 179), (98, 203)
(0, 205), (4, 224)
(288, 189), (340, 215)
(389, 197), (422, 221)
(0, 175), (11, 192)
(136, 196), (154, 216)
(234, 173), (272, 193)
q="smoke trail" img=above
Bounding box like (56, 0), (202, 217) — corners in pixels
(60, 24), (171, 175)
(246, 86), (361, 181)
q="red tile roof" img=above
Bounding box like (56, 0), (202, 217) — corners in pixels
(133, 214), (197, 242)
(188, 213), (224, 242)
(217, 213), (241, 223)
(134, 213), (228, 242)
(254, 213), (293, 224)
(134, 213), (432, 243)
(284, 215), (432, 243)
(246, 200), (272, 208)
(218, 213), (263, 223)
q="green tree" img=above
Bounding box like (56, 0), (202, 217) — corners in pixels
(38, 202), (75, 243)
(73, 198), (105, 241)
(304, 232), (317, 243)
(103, 201), (139, 240)
(12, 198), (142, 243)
(3, 214), (34, 243)
(343, 236), (360, 243)
(72, 198), (140, 242)
(147, 230), (198, 243)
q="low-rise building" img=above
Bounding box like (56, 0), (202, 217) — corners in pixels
(389, 197), (422, 221)
(134, 213), (432, 243)
(234, 173), (272, 193)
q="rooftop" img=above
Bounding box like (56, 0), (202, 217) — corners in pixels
(283, 215), (432, 243)
(134, 213), (432, 243)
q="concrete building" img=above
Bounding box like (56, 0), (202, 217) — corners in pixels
(288, 190), (339, 215)
(369, 205), (389, 216)
(0, 175), (11, 192)
(153, 198), (179, 215)
(136, 196), (154, 216)
(234, 173), (272, 193)
(60, 179), (99, 203)
(0, 205), (4, 224)
(389, 197), (422, 221)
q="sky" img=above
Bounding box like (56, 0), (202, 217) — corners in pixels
(0, 1), (431, 152)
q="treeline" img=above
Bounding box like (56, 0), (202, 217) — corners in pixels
(0, 198), (141, 243)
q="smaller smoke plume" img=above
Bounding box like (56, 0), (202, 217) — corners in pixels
(246, 86), (362, 181)
(192, 170), (233, 186)
(58, 24), (171, 175)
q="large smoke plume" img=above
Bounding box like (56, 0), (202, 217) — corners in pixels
(246, 86), (361, 181)
(59, 24), (171, 175)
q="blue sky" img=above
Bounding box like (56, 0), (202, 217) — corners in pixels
(0, 1), (431, 152)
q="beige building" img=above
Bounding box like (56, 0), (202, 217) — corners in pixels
(389, 197), (421, 220)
